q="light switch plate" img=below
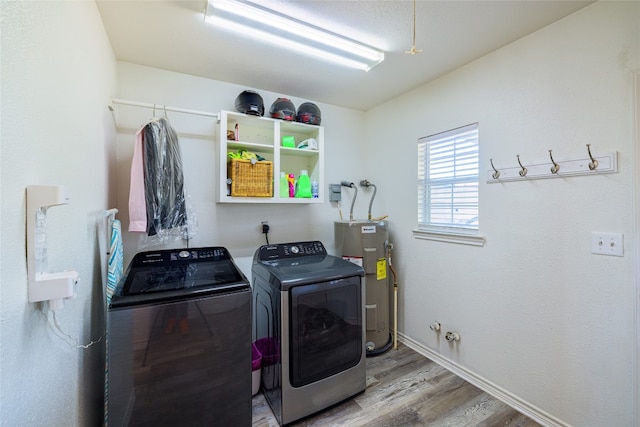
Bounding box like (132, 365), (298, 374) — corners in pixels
(591, 232), (623, 257)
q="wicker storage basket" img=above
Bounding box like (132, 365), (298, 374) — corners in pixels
(227, 159), (273, 197)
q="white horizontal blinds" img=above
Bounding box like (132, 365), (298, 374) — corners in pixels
(418, 123), (479, 230)
(417, 141), (428, 224)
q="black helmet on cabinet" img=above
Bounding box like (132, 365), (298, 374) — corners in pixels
(269, 98), (296, 121)
(296, 102), (321, 125)
(235, 90), (264, 116)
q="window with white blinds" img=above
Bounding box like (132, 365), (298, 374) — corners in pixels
(417, 123), (479, 231)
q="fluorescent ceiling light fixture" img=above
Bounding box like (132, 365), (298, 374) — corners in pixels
(205, 0), (384, 71)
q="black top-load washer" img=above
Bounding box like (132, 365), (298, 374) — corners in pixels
(108, 247), (251, 427)
(252, 241), (365, 425)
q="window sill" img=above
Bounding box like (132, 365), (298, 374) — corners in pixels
(412, 228), (486, 247)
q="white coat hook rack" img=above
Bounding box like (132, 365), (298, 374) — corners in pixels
(487, 145), (617, 183)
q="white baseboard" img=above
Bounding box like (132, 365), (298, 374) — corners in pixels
(398, 333), (570, 427)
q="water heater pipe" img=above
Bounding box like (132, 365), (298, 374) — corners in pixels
(340, 181), (357, 221)
(359, 180), (376, 221)
(387, 242), (399, 350)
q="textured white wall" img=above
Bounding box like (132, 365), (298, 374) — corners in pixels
(113, 62), (368, 267)
(0, 1), (117, 426)
(364, 2), (639, 426)
(1, 1), (638, 426)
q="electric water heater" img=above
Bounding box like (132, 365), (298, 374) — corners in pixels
(334, 220), (391, 355)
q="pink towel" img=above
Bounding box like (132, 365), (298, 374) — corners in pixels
(128, 128), (147, 232)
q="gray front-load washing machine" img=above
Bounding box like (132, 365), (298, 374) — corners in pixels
(252, 241), (365, 425)
(108, 247), (251, 426)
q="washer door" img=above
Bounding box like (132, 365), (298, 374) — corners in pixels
(289, 275), (362, 387)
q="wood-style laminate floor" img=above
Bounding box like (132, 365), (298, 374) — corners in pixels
(252, 344), (541, 427)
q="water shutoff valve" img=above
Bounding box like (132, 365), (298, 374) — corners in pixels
(429, 322), (441, 331)
(445, 331), (460, 342)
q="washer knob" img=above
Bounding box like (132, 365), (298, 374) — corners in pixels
(178, 250), (191, 259)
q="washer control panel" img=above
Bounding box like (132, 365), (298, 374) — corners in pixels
(257, 241), (326, 261)
(169, 247), (228, 261)
(134, 247), (230, 266)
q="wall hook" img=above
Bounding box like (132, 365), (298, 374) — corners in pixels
(489, 159), (500, 179)
(163, 105), (168, 118)
(587, 144), (598, 170)
(516, 155), (528, 177)
(548, 150), (560, 174)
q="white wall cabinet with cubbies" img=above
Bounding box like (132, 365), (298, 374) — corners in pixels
(217, 110), (324, 203)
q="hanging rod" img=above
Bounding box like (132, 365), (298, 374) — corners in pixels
(108, 98), (219, 119)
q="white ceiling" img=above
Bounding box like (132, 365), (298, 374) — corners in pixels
(96, 0), (592, 111)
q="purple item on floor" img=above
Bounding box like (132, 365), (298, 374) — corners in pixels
(252, 342), (262, 371)
(255, 337), (280, 366)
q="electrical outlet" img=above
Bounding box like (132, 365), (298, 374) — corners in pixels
(591, 232), (623, 257)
